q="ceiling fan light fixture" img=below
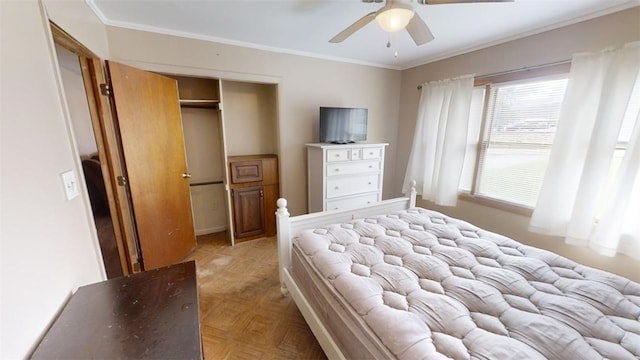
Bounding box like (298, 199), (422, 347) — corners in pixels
(375, 7), (414, 32)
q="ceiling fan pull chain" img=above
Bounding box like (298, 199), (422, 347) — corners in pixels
(385, 32), (398, 58)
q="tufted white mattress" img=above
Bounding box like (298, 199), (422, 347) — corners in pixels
(292, 208), (640, 359)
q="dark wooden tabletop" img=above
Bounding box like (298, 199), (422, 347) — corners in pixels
(31, 260), (202, 359)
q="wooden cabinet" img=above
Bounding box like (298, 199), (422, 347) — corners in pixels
(232, 186), (265, 238)
(307, 143), (388, 213)
(229, 155), (279, 242)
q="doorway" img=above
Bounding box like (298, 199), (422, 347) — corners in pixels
(50, 22), (283, 272)
(50, 22), (137, 277)
(54, 43), (123, 278)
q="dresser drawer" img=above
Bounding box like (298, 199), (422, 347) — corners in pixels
(362, 147), (383, 160)
(326, 193), (379, 211)
(326, 174), (379, 198)
(326, 149), (350, 162)
(326, 160), (380, 177)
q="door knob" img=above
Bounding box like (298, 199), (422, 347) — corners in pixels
(182, 172), (192, 179)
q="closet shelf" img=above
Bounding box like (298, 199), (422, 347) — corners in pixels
(179, 99), (220, 109)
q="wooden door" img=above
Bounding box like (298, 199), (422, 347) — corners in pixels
(106, 61), (196, 270)
(232, 186), (265, 238)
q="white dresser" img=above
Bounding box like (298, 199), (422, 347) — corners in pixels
(307, 143), (388, 213)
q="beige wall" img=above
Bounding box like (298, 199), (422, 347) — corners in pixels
(1, 1), (108, 358)
(43, 0), (110, 58)
(222, 81), (278, 156)
(396, 7), (640, 281)
(105, 26), (403, 216)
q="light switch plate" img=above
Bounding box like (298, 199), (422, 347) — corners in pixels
(61, 170), (80, 200)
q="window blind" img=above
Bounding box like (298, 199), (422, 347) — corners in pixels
(474, 77), (568, 207)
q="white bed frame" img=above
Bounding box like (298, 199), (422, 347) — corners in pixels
(276, 185), (417, 360)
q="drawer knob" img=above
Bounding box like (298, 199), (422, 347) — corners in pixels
(369, 152), (374, 155)
(368, 165), (373, 168)
(334, 186), (339, 190)
(335, 168), (339, 172)
(336, 154), (340, 157)
(368, 181), (372, 185)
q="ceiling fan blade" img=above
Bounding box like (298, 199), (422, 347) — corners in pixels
(329, 12), (377, 43)
(419, 0), (513, 4)
(406, 13), (434, 46)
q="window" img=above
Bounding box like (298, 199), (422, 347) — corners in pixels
(461, 69), (570, 210)
(462, 65), (640, 212)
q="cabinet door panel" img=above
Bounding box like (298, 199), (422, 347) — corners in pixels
(230, 161), (263, 184)
(232, 186), (265, 238)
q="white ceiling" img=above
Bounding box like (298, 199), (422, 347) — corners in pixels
(87, 0), (639, 70)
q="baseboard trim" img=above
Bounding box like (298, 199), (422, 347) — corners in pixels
(195, 225), (227, 236)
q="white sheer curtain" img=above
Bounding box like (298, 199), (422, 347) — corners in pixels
(403, 75), (474, 206)
(530, 42), (640, 260)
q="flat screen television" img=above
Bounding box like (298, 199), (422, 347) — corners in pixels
(319, 107), (368, 144)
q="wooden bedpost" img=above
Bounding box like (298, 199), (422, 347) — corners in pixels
(275, 198), (290, 296)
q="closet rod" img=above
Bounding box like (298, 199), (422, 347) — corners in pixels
(416, 59), (571, 90)
(190, 180), (224, 187)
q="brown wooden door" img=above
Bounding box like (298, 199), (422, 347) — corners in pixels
(232, 186), (265, 238)
(106, 61), (196, 270)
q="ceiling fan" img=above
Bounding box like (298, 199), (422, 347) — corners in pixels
(330, 0), (514, 46)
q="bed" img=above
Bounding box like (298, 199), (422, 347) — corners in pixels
(275, 188), (640, 360)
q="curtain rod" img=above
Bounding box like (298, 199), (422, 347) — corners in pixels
(416, 59), (572, 90)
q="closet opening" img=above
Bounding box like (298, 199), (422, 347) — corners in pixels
(161, 74), (229, 241)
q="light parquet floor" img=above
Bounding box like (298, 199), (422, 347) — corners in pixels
(186, 232), (327, 360)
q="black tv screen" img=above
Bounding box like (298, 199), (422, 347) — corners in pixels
(319, 107), (368, 144)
